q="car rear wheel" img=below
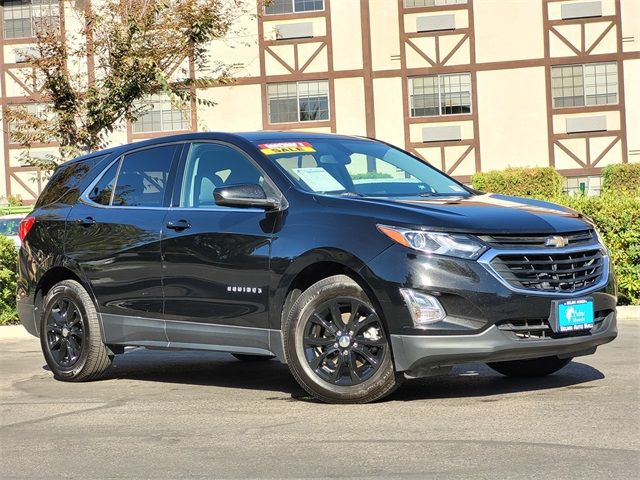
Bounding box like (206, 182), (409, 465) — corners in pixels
(232, 354), (275, 362)
(487, 356), (572, 377)
(283, 275), (400, 404)
(40, 280), (112, 381)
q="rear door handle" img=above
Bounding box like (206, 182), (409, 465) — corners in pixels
(77, 217), (96, 227)
(166, 220), (191, 231)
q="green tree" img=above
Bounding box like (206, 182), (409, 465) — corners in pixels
(4, 0), (258, 171)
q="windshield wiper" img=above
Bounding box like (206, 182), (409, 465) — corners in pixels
(339, 191), (366, 197)
(417, 192), (466, 197)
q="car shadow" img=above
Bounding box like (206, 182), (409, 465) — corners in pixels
(89, 347), (607, 403)
(388, 361), (605, 401)
(102, 348), (304, 396)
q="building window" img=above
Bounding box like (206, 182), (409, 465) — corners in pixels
(267, 80), (329, 124)
(7, 103), (51, 143)
(132, 95), (191, 133)
(404, 0), (467, 8)
(409, 73), (471, 117)
(552, 62), (618, 108)
(265, 0), (324, 15)
(565, 176), (602, 196)
(2, 0), (60, 40)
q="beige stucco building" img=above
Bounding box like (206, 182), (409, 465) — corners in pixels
(1, 0), (639, 203)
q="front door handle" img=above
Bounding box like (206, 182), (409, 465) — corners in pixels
(166, 220), (191, 231)
(77, 216), (96, 227)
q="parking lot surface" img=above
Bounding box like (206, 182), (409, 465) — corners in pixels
(1, 318), (638, 479)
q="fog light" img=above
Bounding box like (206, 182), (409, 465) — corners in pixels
(400, 289), (446, 327)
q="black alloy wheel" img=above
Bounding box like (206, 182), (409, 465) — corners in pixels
(45, 297), (84, 368)
(40, 279), (113, 381)
(284, 275), (400, 404)
(303, 298), (387, 386)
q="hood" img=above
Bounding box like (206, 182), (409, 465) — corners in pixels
(318, 193), (592, 234)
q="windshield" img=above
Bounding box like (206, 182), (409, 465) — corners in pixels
(0, 218), (20, 236)
(253, 138), (469, 197)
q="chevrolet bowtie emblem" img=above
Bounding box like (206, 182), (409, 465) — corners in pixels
(545, 235), (569, 248)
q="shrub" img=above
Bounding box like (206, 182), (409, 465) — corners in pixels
(549, 191), (640, 305)
(472, 167), (564, 197)
(602, 163), (640, 194)
(0, 236), (18, 325)
(352, 172), (393, 180)
(7, 195), (23, 207)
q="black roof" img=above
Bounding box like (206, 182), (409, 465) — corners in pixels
(65, 131), (373, 165)
(235, 131), (369, 142)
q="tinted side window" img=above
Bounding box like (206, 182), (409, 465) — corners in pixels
(180, 143), (264, 208)
(35, 155), (106, 207)
(113, 145), (176, 207)
(88, 160), (120, 205)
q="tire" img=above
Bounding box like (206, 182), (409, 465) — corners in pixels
(283, 275), (400, 404)
(232, 353), (275, 362)
(40, 280), (112, 382)
(487, 356), (572, 377)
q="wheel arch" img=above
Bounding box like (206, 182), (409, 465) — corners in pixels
(33, 263), (100, 337)
(272, 249), (384, 332)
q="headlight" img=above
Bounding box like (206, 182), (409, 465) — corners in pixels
(377, 224), (487, 259)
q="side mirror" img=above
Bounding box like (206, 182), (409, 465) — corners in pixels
(213, 184), (280, 210)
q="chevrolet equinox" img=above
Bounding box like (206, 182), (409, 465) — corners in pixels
(17, 132), (617, 403)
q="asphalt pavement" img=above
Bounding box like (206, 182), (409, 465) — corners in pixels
(1, 317), (638, 479)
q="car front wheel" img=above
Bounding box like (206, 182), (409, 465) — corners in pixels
(283, 275), (400, 404)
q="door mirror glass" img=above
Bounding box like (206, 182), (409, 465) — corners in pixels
(213, 184), (280, 210)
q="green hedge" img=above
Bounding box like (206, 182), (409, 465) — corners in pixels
(471, 167), (564, 197)
(0, 205), (31, 216)
(0, 235), (18, 325)
(352, 172), (393, 180)
(602, 163), (640, 194)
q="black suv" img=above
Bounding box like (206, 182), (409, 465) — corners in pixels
(17, 132), (617, 403)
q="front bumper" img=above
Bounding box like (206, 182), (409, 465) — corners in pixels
(391, 310), (617, 377)
(363, 244), (617, 334)
(361, 242), (618, 376)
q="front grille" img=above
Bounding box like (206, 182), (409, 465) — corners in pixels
(490, 248), (605, 293)
(497, 310), (610, 340)
(480, 230), (594, 248)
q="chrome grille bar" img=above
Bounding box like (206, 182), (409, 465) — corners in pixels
(478, 242), (609, 297)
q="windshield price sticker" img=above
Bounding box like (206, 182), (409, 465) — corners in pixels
(259, 142), (316, 155)
(293, 167), (345, 192)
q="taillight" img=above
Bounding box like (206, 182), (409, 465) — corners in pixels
(18, 216), (35, 242)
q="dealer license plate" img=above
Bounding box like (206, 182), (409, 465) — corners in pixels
(552, 298), (594, 333)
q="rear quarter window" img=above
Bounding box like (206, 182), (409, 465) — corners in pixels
(35, 155), (109, 208)
(111, 145), (177, 207)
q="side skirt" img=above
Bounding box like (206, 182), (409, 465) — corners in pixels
(101, 313), (285, 360)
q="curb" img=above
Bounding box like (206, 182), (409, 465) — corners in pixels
(1, 306), (637, 340)
(0, 324), (32, 340)
(617, 305), (640, 320)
